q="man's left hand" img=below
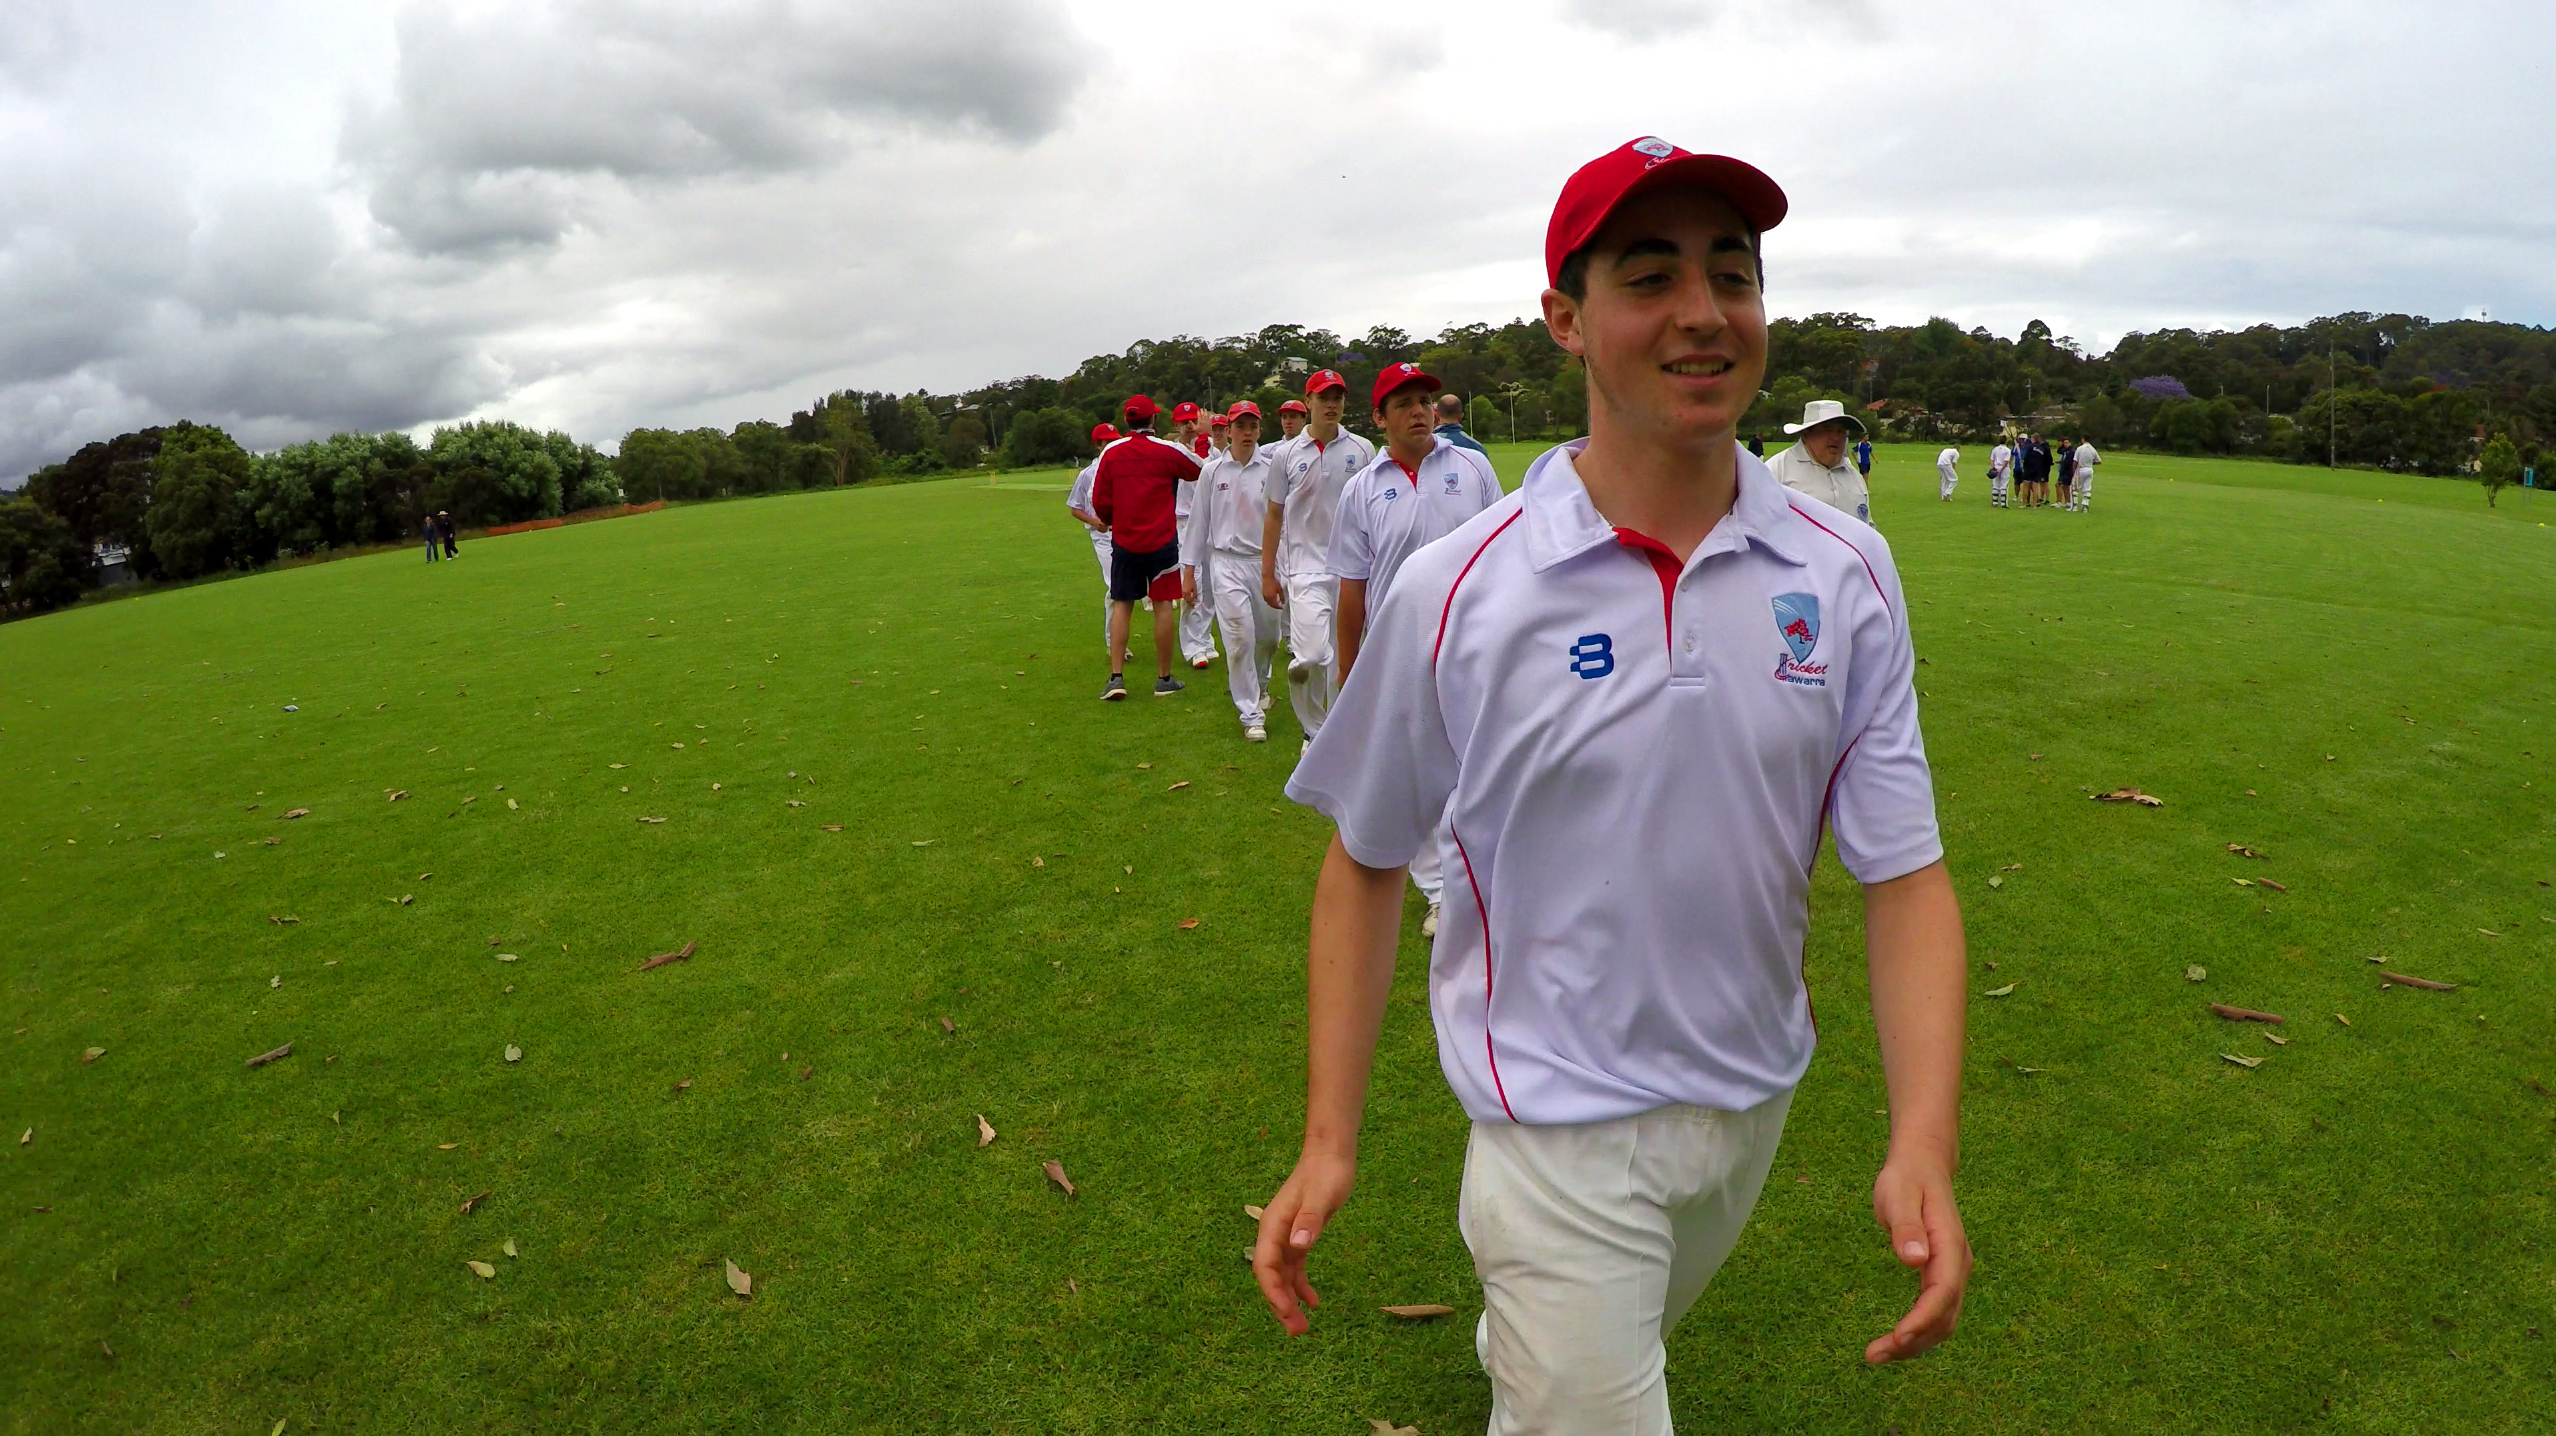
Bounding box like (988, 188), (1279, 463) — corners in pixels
(1865, 1154), (1969, 1365)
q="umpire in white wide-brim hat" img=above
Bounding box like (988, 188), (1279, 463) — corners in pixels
(1765, 398), (1873, 523)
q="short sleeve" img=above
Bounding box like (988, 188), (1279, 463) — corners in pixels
(1284, 561), (1458, 869)
(1328, 481), (1374, 581)
(1827, 542), (1943, 884)
(1264, 442), (1297, 507)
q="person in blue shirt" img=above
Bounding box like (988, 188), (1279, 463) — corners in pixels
(1854, 435), (1873, 477)
(1431, 392), (1489, 456)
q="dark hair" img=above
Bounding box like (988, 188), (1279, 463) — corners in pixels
(1123, 413), (1153, 432)
(1554, 231), (1763, 301)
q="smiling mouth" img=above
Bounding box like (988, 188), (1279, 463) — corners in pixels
(1663, 358), (1732, 377)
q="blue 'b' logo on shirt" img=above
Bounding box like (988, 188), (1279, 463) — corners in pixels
(1569, 634), (1615, 679)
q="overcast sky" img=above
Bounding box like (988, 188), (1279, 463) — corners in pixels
(3, 0), (2550, 479)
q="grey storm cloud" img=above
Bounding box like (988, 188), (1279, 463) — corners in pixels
(348, 0), (1094, 251)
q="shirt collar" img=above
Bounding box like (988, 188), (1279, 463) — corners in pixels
(1521, 439), (1806, 573)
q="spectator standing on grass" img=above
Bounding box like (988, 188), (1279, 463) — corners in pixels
(1183, 402), (1282, 742)
(1988, 438), (2013, 508)
(2071, 438), (2100, 511)
(421, 514), (439, 562)
(2054, 439), (2077, 511)
(1089, 394), (1199, 700)
(1068, 423), (1124, 661)
(1326, 362), (1502, 940)
(1746, 433), (1763, 457)
(1255, 137), (1971, 1428)
(438, 511), (459, 558)
(1433, 391), (1490, 456)
(1935, 444), (1961, 501)
(1259, 368), (1377, 748)
(1855, 433), (1874, 479)
(1766, 397), (1872, 522)
(2018, 433), (2047, 507)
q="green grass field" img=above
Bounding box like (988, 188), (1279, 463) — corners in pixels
(6, 443), (2553, 1434)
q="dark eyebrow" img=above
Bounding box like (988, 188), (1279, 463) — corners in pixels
(1608, 234), (1754, 267)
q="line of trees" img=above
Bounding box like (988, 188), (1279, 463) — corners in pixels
(10, 310), (2551, 618)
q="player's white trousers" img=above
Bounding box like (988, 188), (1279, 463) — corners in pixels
(1989, 470), (2009, 505)
(1088, 531), (1114, 654)
(1282, 573), (1337, 740)
(1409, 805), (1451, 906)
(1938, 464), (1958, 499)
(2074, 472), (2093, 510)
(1181, 592), (1219, 666)
(1460, 1089), (1792, 1436)
(1207, 557), (1279, 726)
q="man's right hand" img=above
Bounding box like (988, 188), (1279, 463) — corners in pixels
(1262, 567), (1285, 610)
(1252, 1146), (1356, 1336)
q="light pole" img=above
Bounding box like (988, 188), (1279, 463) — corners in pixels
(2328, 348), (2338, 469)
(1498, 382), (1526, 442)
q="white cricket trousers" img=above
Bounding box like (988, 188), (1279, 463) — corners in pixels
(1409, 804), (1453, 907)
(1282, 573), (1337, 740)
(2073, 470), (2093, 510)
(1088, 531), (1115, 655)
(1181, 592), (1219, 666)
(1460, 1090), (1794, 1436)
(1989, 468), (2009, 505)
(1207, 556), (1279, 727)
(1937, 463), (1958, 499)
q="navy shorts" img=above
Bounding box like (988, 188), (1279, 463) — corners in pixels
(1108, 541), (1182, 603)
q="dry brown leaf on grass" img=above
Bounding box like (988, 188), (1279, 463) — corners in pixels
(2226, 843), (2263, 858)
(725, 1258), (752, 1298)
(279, 808), (309, 821)
(1031, 855), (1044, 867)
(1043, 1160), (1077, 1196)
(2264, 1033), (2290, 1046)
(2185, 966), (2208, 983)
(1370, 1422), (1421, 1436)
(787, 800), (806, 808)
(638, 815), (667, 824)
(2381, 971), (2457, 991)
(2334, 1013), (2352, 1026)
(976, 1113), (996, 1147)
(636, 941), (696, 972)
(797, 1064), (813, 1082)
(466, 1260), (495, 1279)
(821, 824), (843, 832)
(939, 1016), (955, 1034)
(1984, 983), (2017, 998)
(18, 1130), (29, 1146)
(2232, 877), (2256, 887)
(1179, 918), (1201, 930)
(2094, 787), (2165, 807)
(1168, 781), (1190, 791)
(460, 1190), (490, 1214)
(2220, 1052), (2264, 1069)
(82, 1047), (105, 1063)
(1986, 875), (2004, 889)
(268, 914), (299, 924)
(245, 1042), (293, 1068)
(1245, 1204), (1265, 1221)
(503, 1237), (517, 1258)
(2001, 862), (2023, 871)
(2211, 1004), (2286, 1024)
(504, 1045), (522, 1063)
(1381, 1304), (1456, 1319)
(388, 791), (408, 802)
(673, 1078), (692, 1093)
(437, 1142), (458, 1150)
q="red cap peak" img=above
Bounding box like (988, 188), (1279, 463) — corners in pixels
(1545, 137), (1786, 287)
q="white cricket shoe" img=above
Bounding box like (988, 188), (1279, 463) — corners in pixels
(1422, 905), (1440, 938)
(1244, 723), (1266, 743)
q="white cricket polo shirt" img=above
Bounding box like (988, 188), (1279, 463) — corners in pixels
(1329, 436), (1503, 605)
(1265, 428), (1379, 580)
(1182, 450), (1274, 568)
(1286, 439), (1942, 1125)
(1936, 447), (1960, 470)
(1068, 454), (1112, 555)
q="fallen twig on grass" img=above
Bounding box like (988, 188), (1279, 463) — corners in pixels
(2211, 1004), (2287, 1024)
(1381, 1304), (1456, 1319)
(2381, 971), (2456, 991)
(244, 1042), (293, 1068)
(636, 941), (695, 972)
(2094, 787), (2164, 807)
(1043, 1160), (1076, 1196)
(460, 1190), (489, 1214)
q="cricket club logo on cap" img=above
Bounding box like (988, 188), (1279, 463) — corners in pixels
(1631, 136), (1678, 161)
(1770, 592), (1828, 687)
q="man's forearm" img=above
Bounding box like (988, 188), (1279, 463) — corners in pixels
(1302, 835), (1407, 1158)
(1334, 579), (1367, 680)
(1863, 860), (1966, 1167)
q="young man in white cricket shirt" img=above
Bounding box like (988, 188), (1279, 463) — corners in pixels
(2070, 437), (2099, 510)
(1765, 397), (1872, 522)
(1936, 444), (1961, 501)
(1276, 399), (1309, 442)
(1260, 370), (1377, 748)
(1183, 402), (1283, 741)
(1252, 137), (1974, 1431)
(1066, 421), (1123, 660)
(1169, 403), (1222, 671)
(1328, 361), (1503, 939)
(1988, 437), (2013, 508)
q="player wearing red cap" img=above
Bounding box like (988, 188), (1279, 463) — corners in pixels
(1183, 402), (1283, 740)
(1276, 399), (1308, 442)
(1259, 369), (1377, 747)
(1091, 395), (1201, 699)
(1067, 421), (1125, 661)
(1169, 402), (1222, 671)
(1253, 139), (1973, 1427)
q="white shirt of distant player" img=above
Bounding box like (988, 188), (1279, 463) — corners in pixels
(1182, 448), (1275, 568)
(1990, 443), (2013, 476)
(1327, 436), (1503, 605)
(1287, 440), (1941, 1124)
(1264, 427), (1379, 579)
(1936, 447), (1960, 470)
(1174, 434), (1209, 523)
(2073, 442), (2100, 473)
(1067, 457), (1112, 555)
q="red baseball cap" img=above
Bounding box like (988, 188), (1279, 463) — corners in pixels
(1123, 394), (1159, 420)
(1277, 399), (1309, 415)
(1089, 422), (1119, 445)
(1208, 412), (1230, 427)
(1170, 401), (1202, 422)
(1304, 370), (1347, 396)
(1227, 400), (1263, 420)
(1371, 361), (1442, 410)
(1545, 136), (1787, 288)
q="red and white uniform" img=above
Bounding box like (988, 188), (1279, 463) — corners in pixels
(1263, 427), (1377, 739)
(1090, 433), (1198, 556)
(1288, 439), (1941, 1124)
(1183, 449), (1280, 727)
